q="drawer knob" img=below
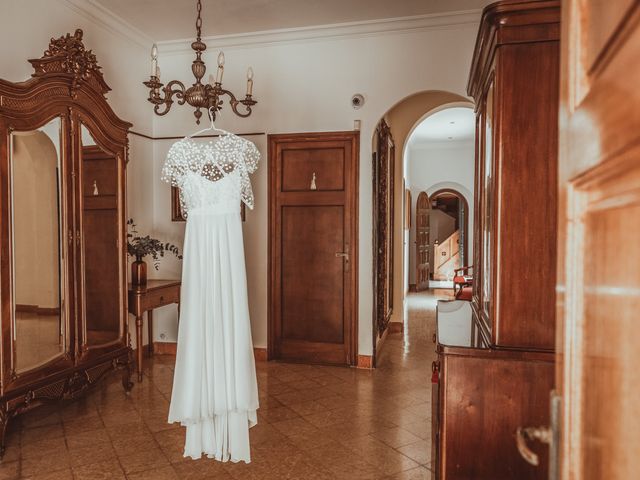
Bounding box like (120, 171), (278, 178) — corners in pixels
(159, 295), (164, 301)
(432, 333), (436, 344)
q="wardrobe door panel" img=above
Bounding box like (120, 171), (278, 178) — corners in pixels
(78, 124), (123, 350)
(494, 40), (558, 350)
(8, 117), (69, 375)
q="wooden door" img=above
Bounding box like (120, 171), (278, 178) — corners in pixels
(268, 132), (359, 366)
(415, 191), (431, 291)
(556, 2), (640, 479)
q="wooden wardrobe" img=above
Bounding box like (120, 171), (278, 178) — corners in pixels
(0, 30), (133, 456)
(432, 1), (560, 478)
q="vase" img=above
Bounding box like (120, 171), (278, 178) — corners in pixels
(131, 258), (147, 286)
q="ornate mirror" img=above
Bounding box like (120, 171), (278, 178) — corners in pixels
(79, 124), (123, 348)
(10, 117), (67, 373)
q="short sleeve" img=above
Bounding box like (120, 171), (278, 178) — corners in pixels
(243, 140), (260, 174)
(161, 140), (197, 187)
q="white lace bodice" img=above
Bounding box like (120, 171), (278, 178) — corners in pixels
(161, 134), (260, 217)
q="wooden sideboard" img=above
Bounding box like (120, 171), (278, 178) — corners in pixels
(432, 301), (554, 479)
(128, 280), (180, 381)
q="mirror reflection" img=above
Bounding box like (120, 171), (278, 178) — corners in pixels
(81, 124), (121, 345)
(11, 118), (65, 372)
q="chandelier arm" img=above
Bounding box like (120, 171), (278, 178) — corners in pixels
(166, 80), (187, 105)
(154, 102), (173, 117)
(229, 99), (254, 118)
(151, 80), (187, 116)
(213, 88), (256, 118)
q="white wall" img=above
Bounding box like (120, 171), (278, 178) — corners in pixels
(0, 0), (154, 348)
(406, 141), (474, 285)
(145, 17), (480, 357)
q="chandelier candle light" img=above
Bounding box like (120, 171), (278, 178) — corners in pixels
(143, 0), (257, 124)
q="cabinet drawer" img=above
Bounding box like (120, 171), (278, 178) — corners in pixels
(141, 287), (180, 311)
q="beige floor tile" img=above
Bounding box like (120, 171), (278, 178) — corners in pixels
(126, 465), (178, 480)
(369, 426), (423, 449)
(68, 440), (117, 468)
(118, 447), (170, 474)
(397, 440), (431, 465)
(172, 459), (231, 479)
(71, 458), (125, 480)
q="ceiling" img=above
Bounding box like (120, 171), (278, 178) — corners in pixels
(92, 0), (491, 41)
(408, 107), (475, 146)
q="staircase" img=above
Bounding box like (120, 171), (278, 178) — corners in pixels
(433, 229), (461, 281)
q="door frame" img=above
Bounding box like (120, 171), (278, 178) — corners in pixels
(429, 188), (470, 267)
(267, 131), (360, 366)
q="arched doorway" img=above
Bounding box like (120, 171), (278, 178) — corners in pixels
(370, 90), (474, 363)
(428, 188), (469, 283)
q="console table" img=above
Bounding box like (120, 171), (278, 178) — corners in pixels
(128, 279), (181, 381)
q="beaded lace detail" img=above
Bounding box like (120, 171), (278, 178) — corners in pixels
(161, 133), (259, 217)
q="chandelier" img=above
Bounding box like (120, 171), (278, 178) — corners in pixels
(143, 0), (257, 124)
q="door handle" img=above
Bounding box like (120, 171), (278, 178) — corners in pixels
(516, 390), (560, 480)
(335, 252), (349, 261)
(516, 426), (551, 466)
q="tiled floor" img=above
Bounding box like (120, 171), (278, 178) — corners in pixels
(0, 290), (449, 479)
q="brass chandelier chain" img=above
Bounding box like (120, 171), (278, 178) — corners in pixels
(195, 0), (202, 41)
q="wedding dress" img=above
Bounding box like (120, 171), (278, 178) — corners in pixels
(162, 130), (260, 463)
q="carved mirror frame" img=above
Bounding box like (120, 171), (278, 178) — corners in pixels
(373, 119), (395, 337)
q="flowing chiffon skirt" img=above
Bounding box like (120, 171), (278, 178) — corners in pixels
(168, 203), (259, 462)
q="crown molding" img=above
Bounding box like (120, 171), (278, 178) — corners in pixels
(156, 10), (482, 54)
(61, 0), (153, 51)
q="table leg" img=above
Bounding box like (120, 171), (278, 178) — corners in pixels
(147, 310), (154, 356)
(136, 314), (143, 382)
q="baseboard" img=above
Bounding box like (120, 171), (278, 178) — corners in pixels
(151, 342), (267, 361)
(152, 342), (176, 355)
(357, 355), (373, 369)
(388, 322), (404, 334)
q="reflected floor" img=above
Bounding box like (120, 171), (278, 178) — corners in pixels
(1, 290), (448, 479)
(15, 313), (63, 372)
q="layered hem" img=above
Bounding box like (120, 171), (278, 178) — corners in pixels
(169, 410), (258, 463)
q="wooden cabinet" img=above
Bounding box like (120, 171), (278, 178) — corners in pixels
(0, 30), (133, 456)
(431, 2), (561, 478)
(468, 0), (560, 351)
(432, 303), (554, 479)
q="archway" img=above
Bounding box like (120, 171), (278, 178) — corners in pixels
(428, 188), (470, 283)
(371, 90), (474, 363)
